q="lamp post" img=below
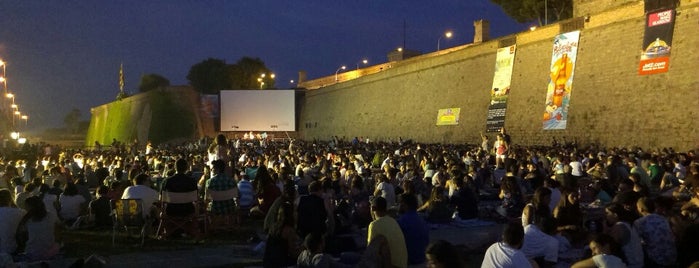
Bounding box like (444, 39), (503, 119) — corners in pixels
(437, 31), (453, 51)
(0, 59), (6, 94)
(258, 72), (275, 89)
(13, 110), (20, 128)
(356, 59), (368, 70)
(335, 65), (346, 82)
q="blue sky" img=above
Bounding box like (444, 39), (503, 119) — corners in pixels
(0, 1), (526, 130)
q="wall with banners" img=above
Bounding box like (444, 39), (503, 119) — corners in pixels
(299, 0), (698, 150)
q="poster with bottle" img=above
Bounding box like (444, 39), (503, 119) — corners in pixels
(638, 9), (675, 75)
(543, 31), (580, 130)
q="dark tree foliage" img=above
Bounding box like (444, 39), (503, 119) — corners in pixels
(230, 57), (274, 89)
(187, 58), (233, 94)
(138, 73), (171, 92)
(491, 0), (573, 26)
(64, 108), (81, 134)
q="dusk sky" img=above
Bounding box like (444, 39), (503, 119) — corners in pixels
(0, 1), (527, 131)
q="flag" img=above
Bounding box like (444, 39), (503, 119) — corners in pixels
(119, 63), (125, 91)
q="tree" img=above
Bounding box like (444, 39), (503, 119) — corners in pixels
(490, 0), (572, 26)
(64, 108), (81, 134)
(187, 58), (233, 94)
(138, 73), (171, 92)
(230, 57), (274, 89)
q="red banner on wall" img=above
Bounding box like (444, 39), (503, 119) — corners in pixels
(638, 9), (675, 75)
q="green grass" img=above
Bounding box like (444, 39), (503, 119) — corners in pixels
(61, 218), (264, 265)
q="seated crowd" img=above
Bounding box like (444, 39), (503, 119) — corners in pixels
(0, 131), (697, 268)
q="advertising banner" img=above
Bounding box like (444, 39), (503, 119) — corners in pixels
(638, 9), (675, 75)
(543, 31), (580, 130)
(486, 45), (517, 133)
(436, 108), (460, 126)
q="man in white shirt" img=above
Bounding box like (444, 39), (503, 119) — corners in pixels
(121, 173), (159, 218)
(482, 222), (537, 268)
(521, 216), (558, 266)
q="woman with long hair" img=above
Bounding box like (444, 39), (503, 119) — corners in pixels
(17, 196), (60, 261)
(418, 186), (452, 223)
(263, 201), (299, 267)
(496, 176), (525, 219)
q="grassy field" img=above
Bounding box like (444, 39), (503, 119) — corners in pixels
(61, 218), (264, 266)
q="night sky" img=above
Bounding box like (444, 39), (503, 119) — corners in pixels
(0, 1), (527, 131)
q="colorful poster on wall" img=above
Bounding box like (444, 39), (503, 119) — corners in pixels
(543, 31), (580, 130)
(486, 45), (517, 132)
(436, 108), (460, 126)
(638, 9), (675, 75)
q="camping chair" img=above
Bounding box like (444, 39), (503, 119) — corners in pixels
(205, 188), (238, 232)
(112, 199), (147, 247)
(156, 190), (204, 239)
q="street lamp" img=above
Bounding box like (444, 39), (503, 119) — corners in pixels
(356, 59), (368, 70)
(335, 65), (346, 82)
(437, 31), (453, 51)
(258, 72), (275, 89)
(21, 115), (27, 126)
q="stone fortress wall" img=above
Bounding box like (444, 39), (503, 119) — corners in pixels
(297, 0), (699, 150)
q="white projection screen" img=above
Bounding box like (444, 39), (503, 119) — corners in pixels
(219, 90), (296, 132)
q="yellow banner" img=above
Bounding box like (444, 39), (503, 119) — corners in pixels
(436, 108), (460, 126)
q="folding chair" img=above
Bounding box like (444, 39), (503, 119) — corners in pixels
(205, 188), (238, 232)
(156, 191), (203, 239)
(112, 199), (147, 247)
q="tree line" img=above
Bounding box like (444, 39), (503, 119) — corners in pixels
(138, 56), (273, 94)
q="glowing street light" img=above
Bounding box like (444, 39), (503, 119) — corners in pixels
(437, 31), (453, 51)
(10, 132), (19, 140)
(356, 59), (368, 70)
(258, 72), (275, 89)
(335, 65), (346, 82)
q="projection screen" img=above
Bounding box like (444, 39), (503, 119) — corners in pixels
(219, 89), (296, 132)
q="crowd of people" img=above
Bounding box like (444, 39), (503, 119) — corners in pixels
(0, 130), (697, 267)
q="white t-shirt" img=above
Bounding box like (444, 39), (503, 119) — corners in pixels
(548, 187), (562, 212)
(42, 194), (58, 216)
(569, 161), (584, 176)
(25, 212), (60, 261)
(0, 207), (26, 254)
(592, 254), (627, 268)
(121, 185), (159, 216)
(376, 181), (396, 208)
(482, 242), (532, 268)
(58, 194), (86, 221)
(521, 224), (559, 262)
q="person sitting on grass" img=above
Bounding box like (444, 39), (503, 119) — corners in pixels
(571, 233), (626, 268)
(425, 240), (465, 268)
(482, 222), (537, 268)
(297, 232), (351, 268)
(89, 185), (112, 229)
(16, 196), (61, 262)
(0, 189), (26, 256)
